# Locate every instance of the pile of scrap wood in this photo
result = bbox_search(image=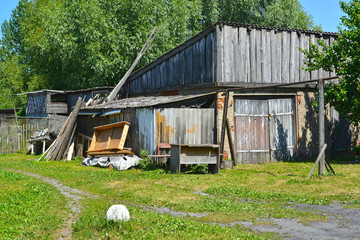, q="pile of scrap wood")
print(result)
[38,97,82,161]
